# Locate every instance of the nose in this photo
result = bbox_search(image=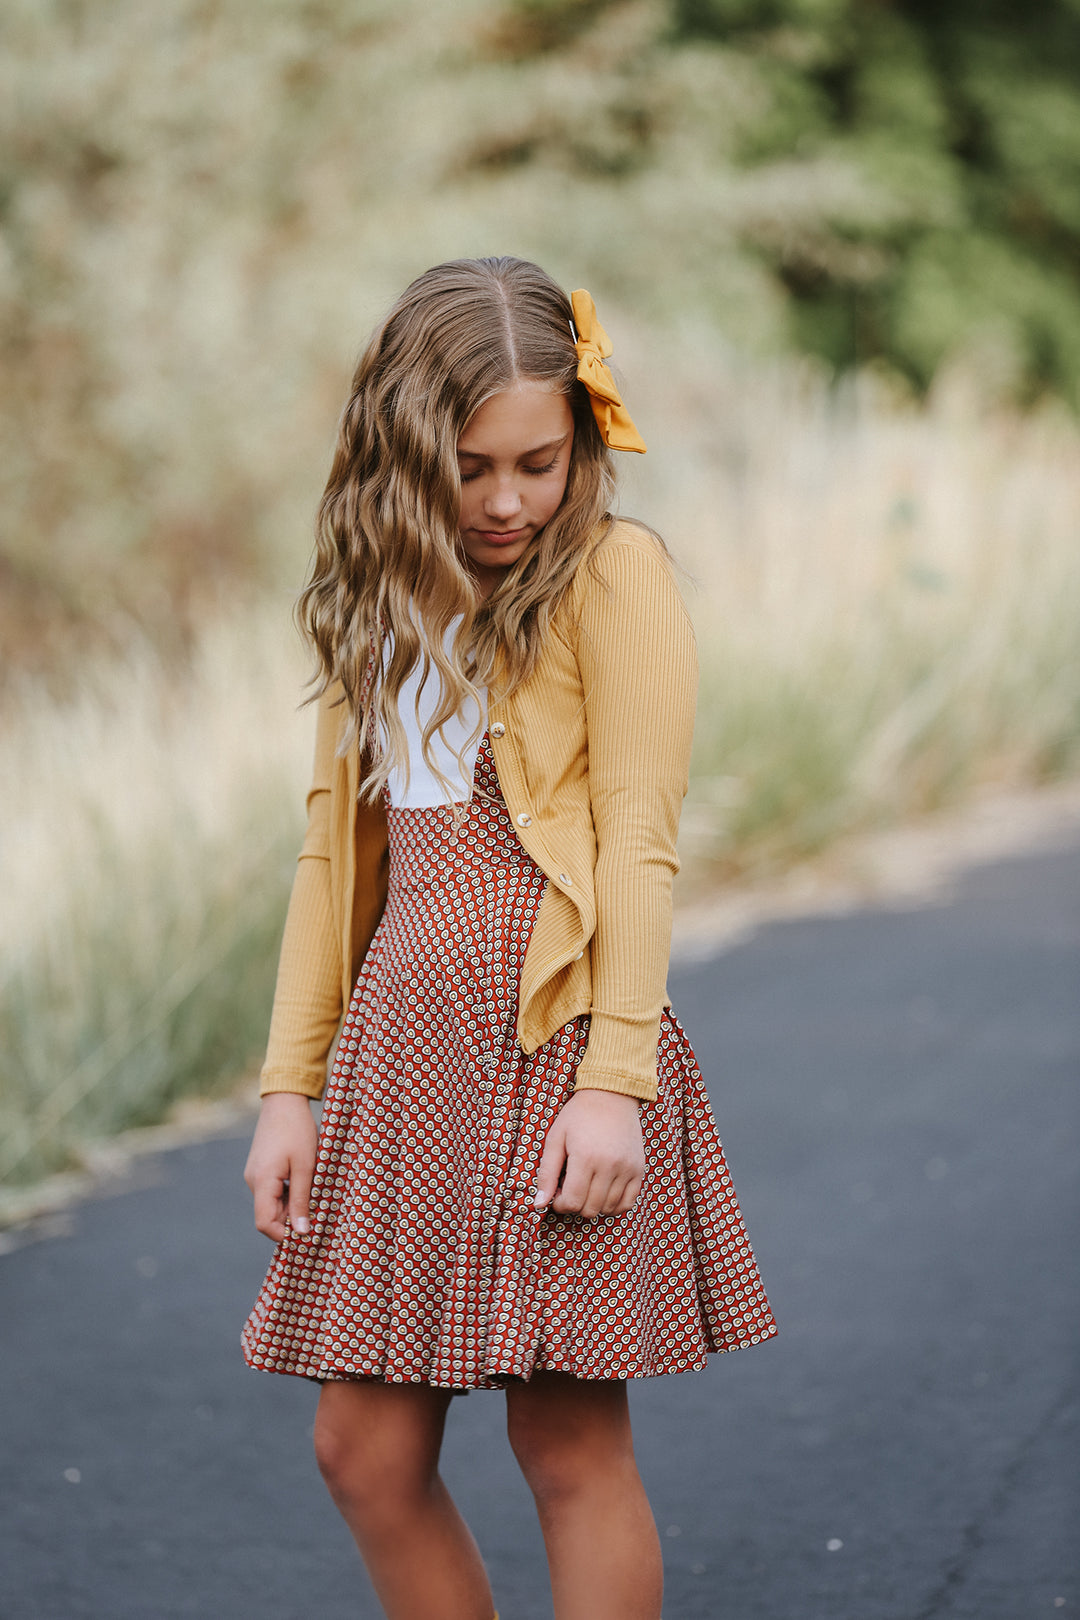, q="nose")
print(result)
[483,478,523,523]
